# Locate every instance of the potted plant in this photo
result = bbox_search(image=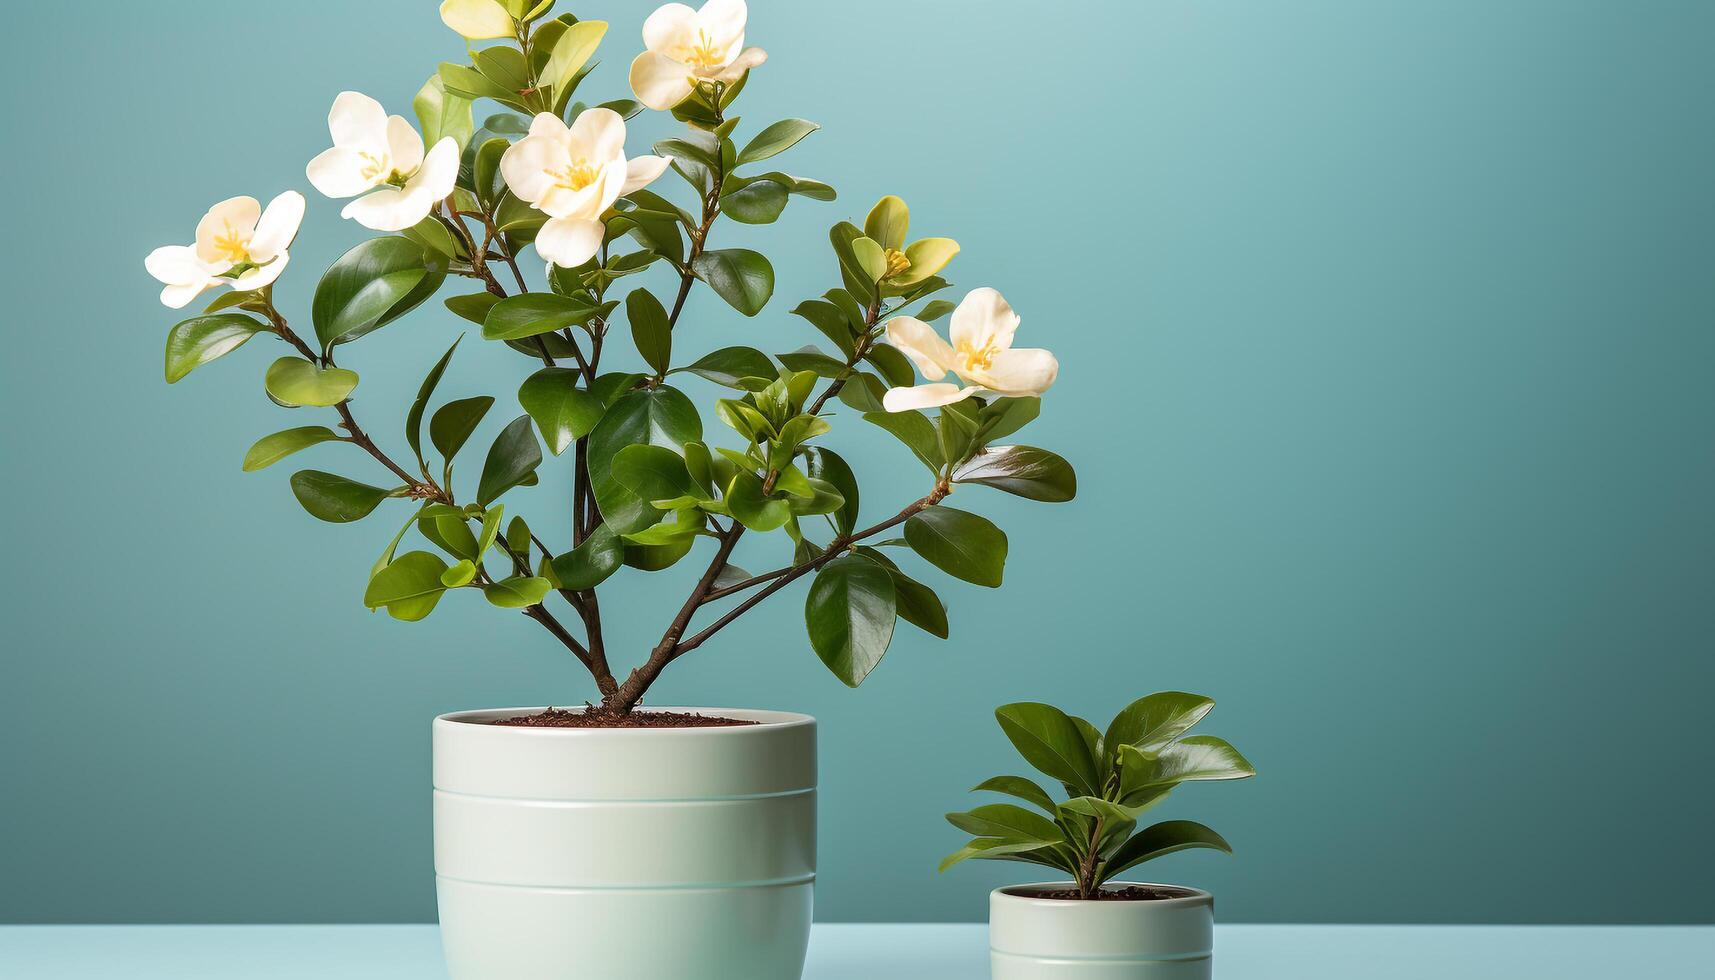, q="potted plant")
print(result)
[142,0,1075,976]
[942,694,1254,979]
